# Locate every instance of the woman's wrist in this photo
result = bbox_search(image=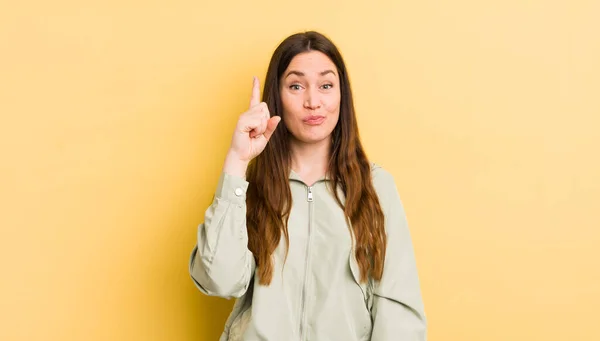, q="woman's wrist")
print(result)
[222,150,249,178]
